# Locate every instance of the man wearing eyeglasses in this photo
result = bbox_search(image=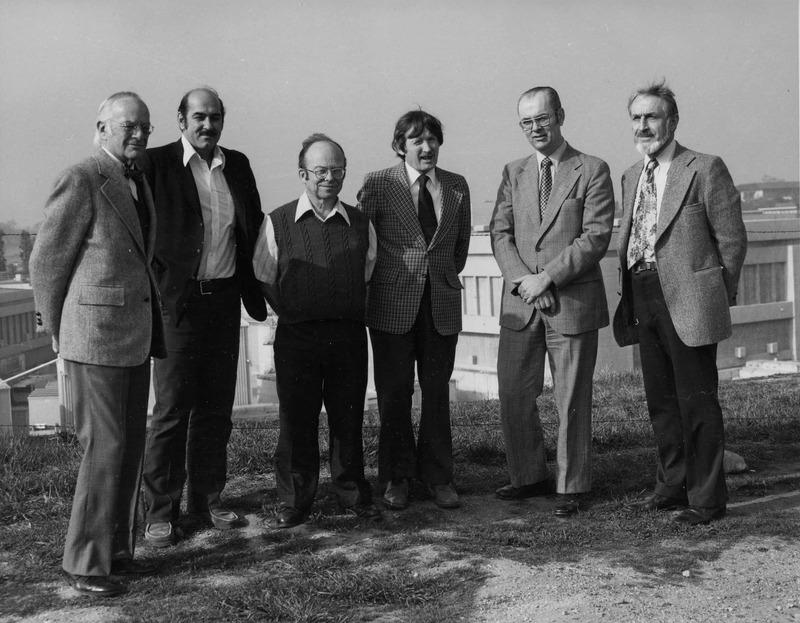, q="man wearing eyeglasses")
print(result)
[252,134,380,528]
[490,86,614,517]
[141,88,267,546]
[30,92,165,596]
[358,110,471,511]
